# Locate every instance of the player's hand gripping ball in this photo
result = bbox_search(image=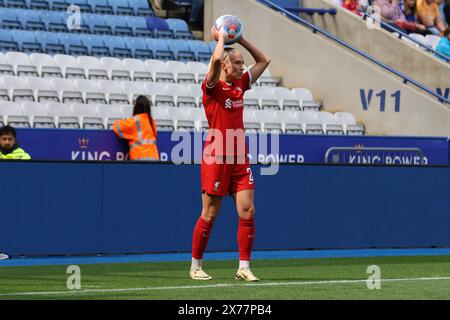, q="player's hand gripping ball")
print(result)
[214,15,243,45]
